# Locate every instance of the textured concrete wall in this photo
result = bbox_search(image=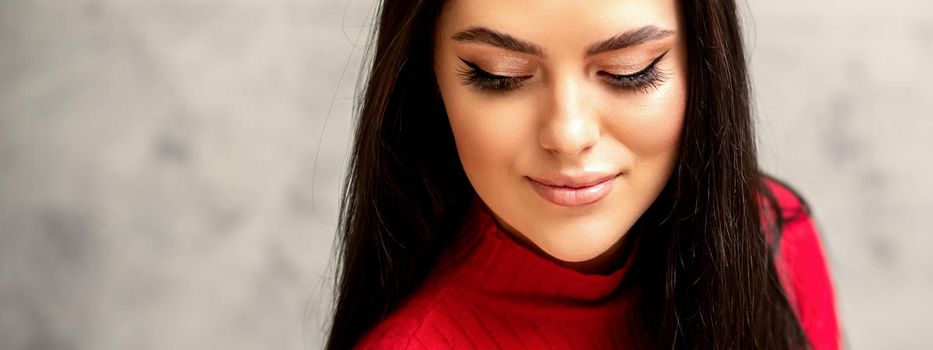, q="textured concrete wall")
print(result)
[748,2,933,348]
[0,0,929,349]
